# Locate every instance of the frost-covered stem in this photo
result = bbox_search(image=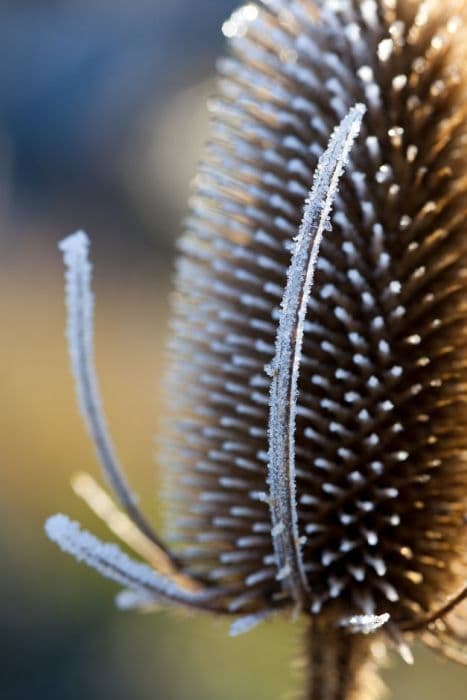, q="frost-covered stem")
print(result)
[59,232,173,558]
[304,617,381,700]
[267,104,366,608]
